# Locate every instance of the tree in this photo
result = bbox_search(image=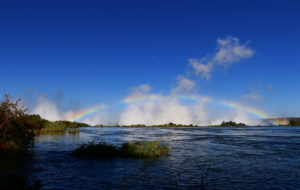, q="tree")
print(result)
[289,120,297,126]
[0,93,41,151]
